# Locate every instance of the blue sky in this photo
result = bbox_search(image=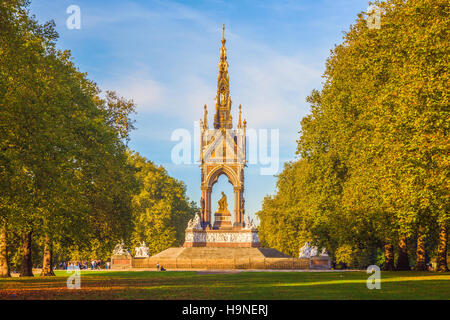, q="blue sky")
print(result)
[29,0,369,221]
